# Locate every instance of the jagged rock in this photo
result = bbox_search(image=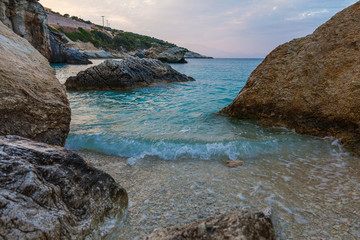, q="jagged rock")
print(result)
[49,30,92,64]
[0,0,51,58]
[146,209,275,240]
[80,50,114,59]
[0,135,128,240]
[221,2,360,155]
[65,57,195,91]
[0,21,70,146]
[184,51,213,59]
[145,44,187,63]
